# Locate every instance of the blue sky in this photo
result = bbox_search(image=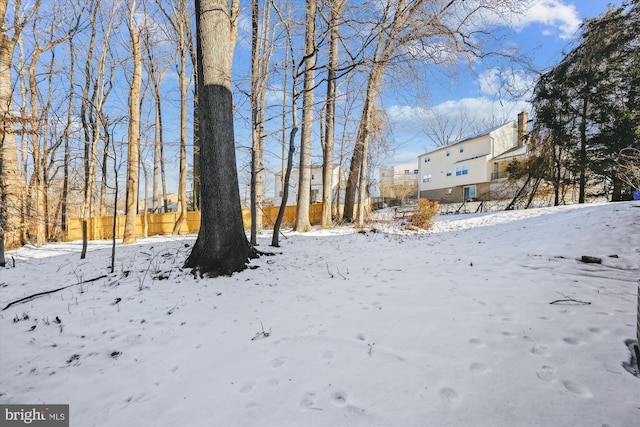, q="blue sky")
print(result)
[158,0,625,197]
[380,0,625,165]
